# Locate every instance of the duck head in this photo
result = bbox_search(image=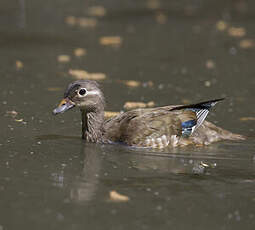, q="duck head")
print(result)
[53,80,105,115]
